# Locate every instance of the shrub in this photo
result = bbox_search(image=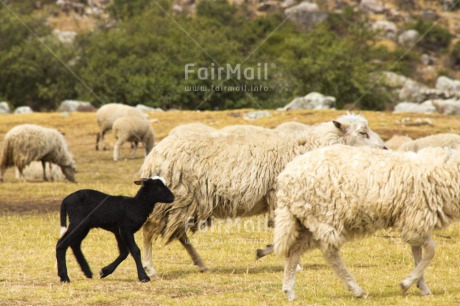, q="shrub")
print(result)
[411,20,452,52]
